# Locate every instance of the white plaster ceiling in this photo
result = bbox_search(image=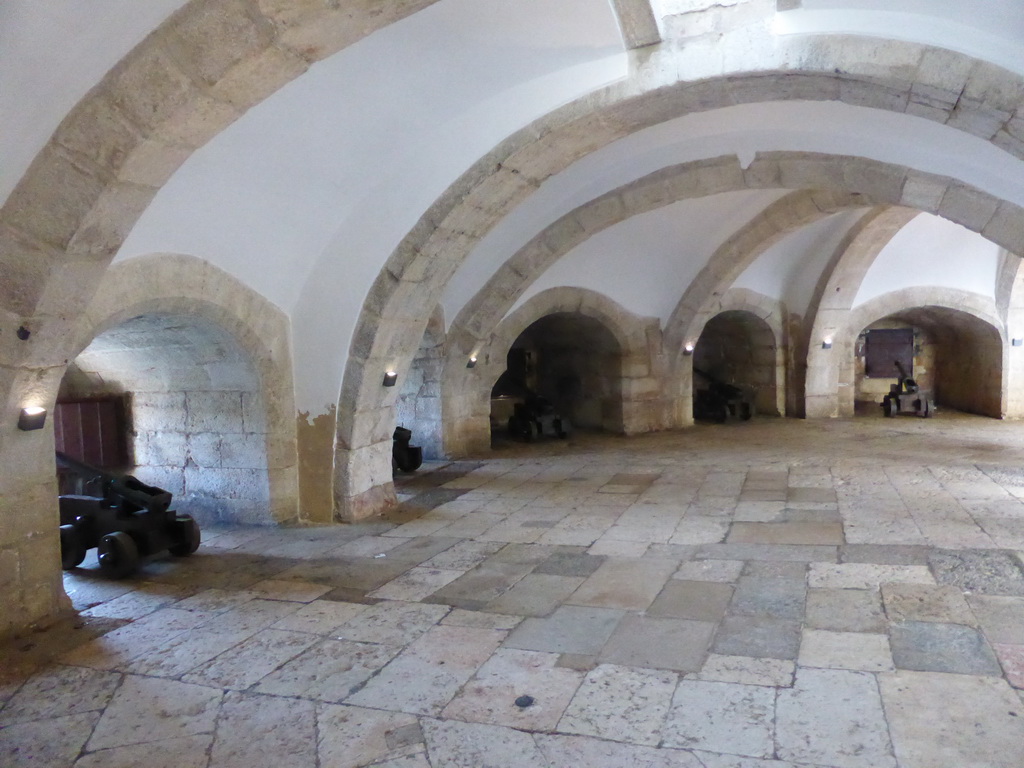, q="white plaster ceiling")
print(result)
[854,214,1003,309]
[0,0,188,205]
[508,190,790,324]
[733,208,872,318]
